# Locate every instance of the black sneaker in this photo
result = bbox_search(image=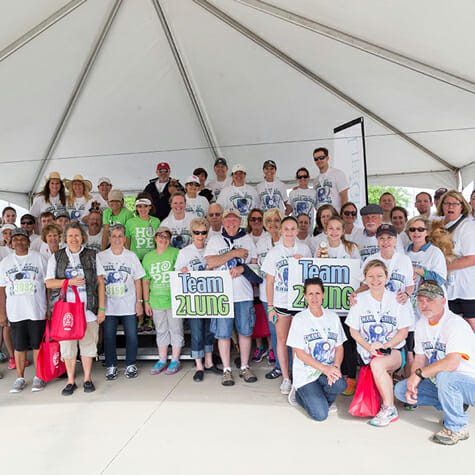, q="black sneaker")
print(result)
[83,381,96,393]
[61,383,77,396]
[193,370,204,382]
[265,367,282,380]
[204,365,221,375]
